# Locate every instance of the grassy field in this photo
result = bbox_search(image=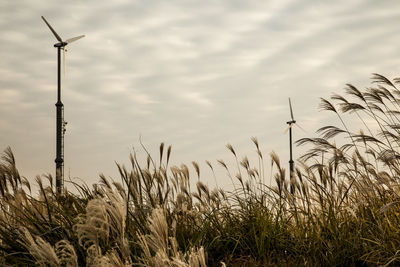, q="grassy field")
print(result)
[1,74,400,266]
